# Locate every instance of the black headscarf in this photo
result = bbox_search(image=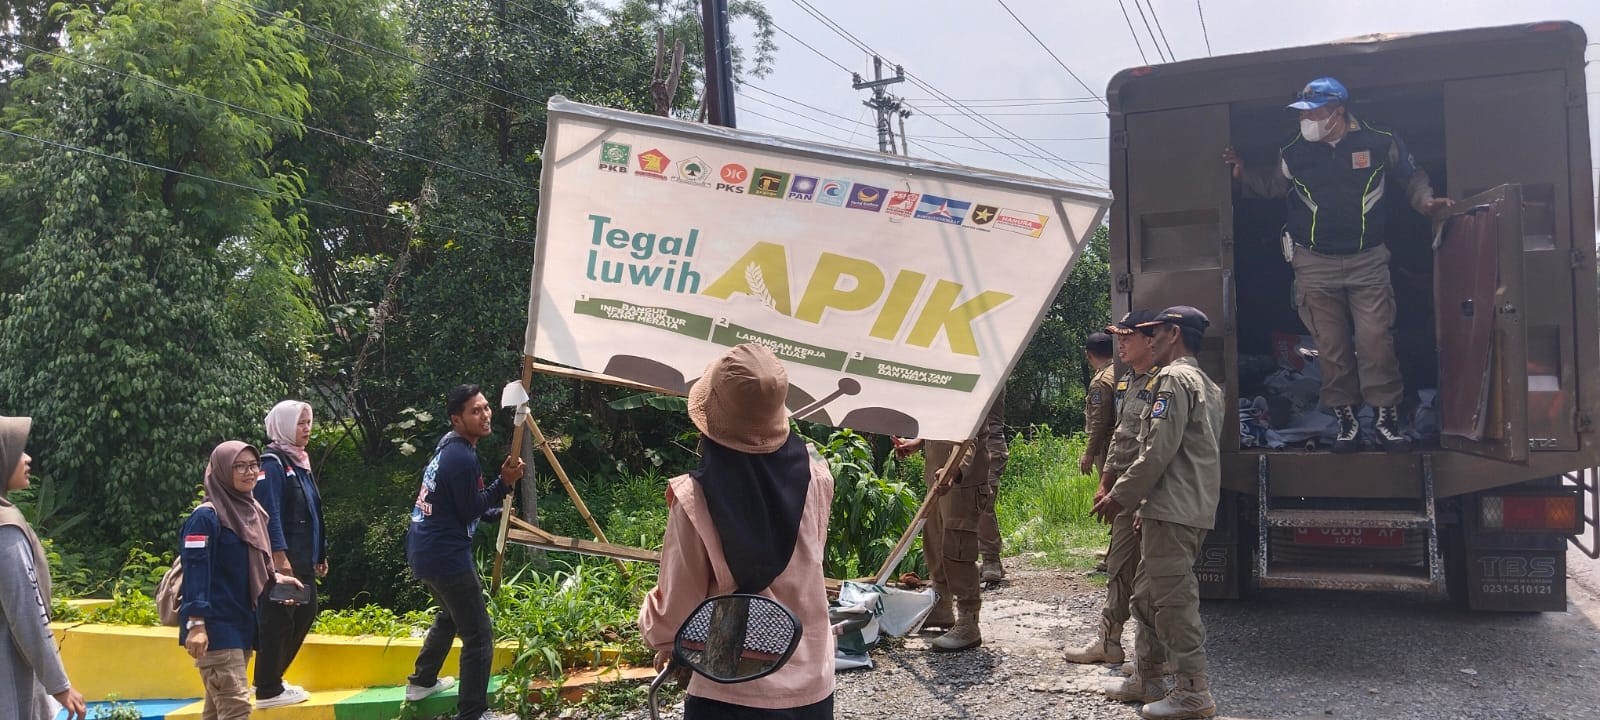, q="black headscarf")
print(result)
[689,432,812,594]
